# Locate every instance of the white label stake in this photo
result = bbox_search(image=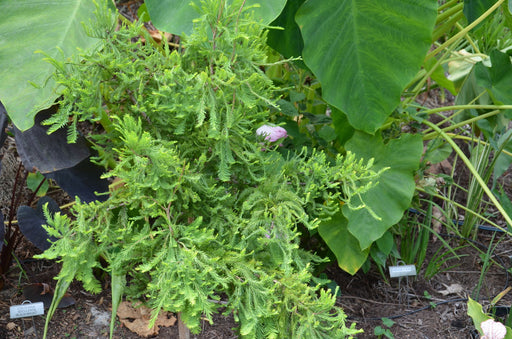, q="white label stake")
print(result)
[389,264,417,278]
[10,301,44,319]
